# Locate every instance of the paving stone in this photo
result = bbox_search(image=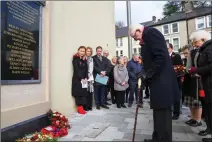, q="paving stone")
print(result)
[123,133,152,141]
[173,132,190,141]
